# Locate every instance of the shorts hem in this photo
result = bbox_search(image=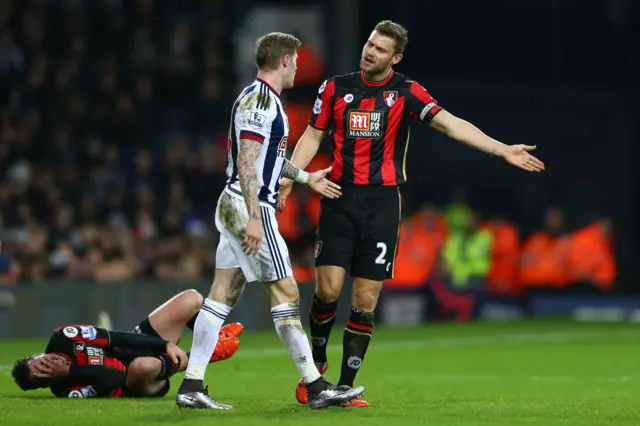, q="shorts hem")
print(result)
[350,270,391,282]
[314,261,349,270]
